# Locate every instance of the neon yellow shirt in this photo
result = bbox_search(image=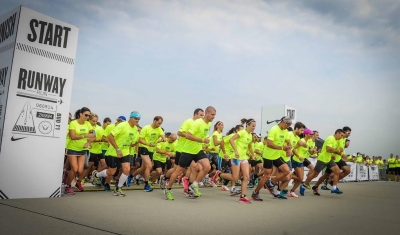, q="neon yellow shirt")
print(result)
[333,138,345,162]
[105,122,139,157]
[388,158,396,168]
[223,134,235,159]
[90,125,104,154]
[153,141,177,163]
[129,132,140,155]
[306,139,315,158]
[395,159,400,168]
[67,120,93,151]
[318,135,337,163]
[234,130,253,160]
[263,125,289,160]
[293,138,309,163]
[175,118,193,152]
[182,118,211,154]
[254,142,264,161]
[366,159,372,164]
[347,156,353,161]
[139,125,164,152]
[286,132,300,162]
[356,156,363,163]
[102,124,116,151]
[209,131,222,153]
